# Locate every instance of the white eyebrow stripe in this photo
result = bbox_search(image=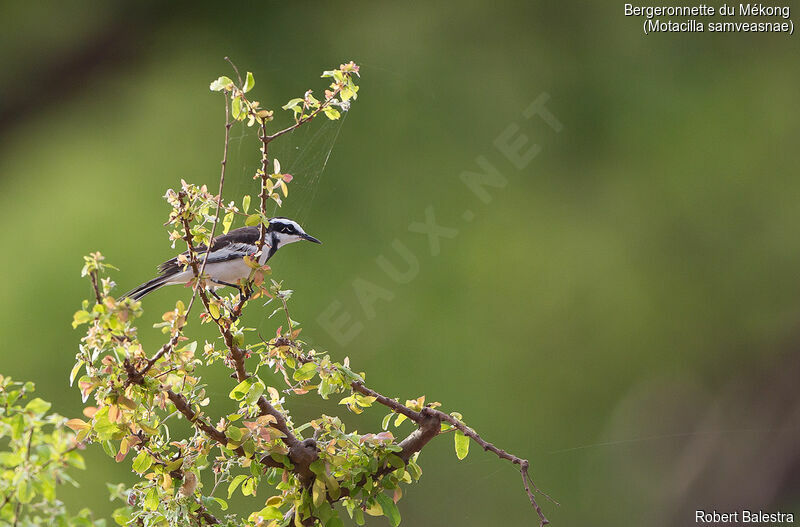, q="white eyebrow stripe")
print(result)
[271,218,302,230]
